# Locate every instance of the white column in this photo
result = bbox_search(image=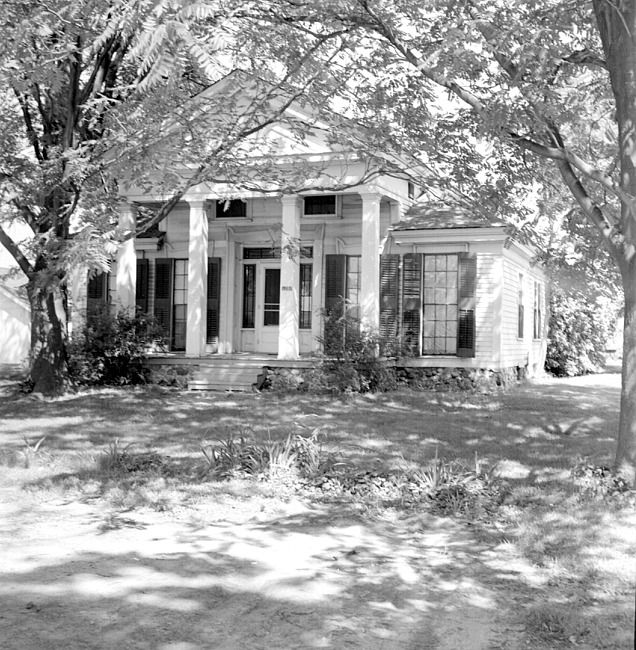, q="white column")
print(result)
[116,203,137,313]
[360,192,381,333]
[278,195,301,359]
[186,200,208,357]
